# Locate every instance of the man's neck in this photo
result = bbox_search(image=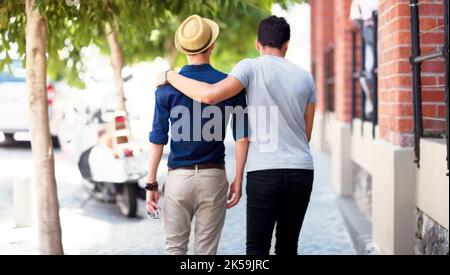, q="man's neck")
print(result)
[187,55,210,65]
[260,47,285,58]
